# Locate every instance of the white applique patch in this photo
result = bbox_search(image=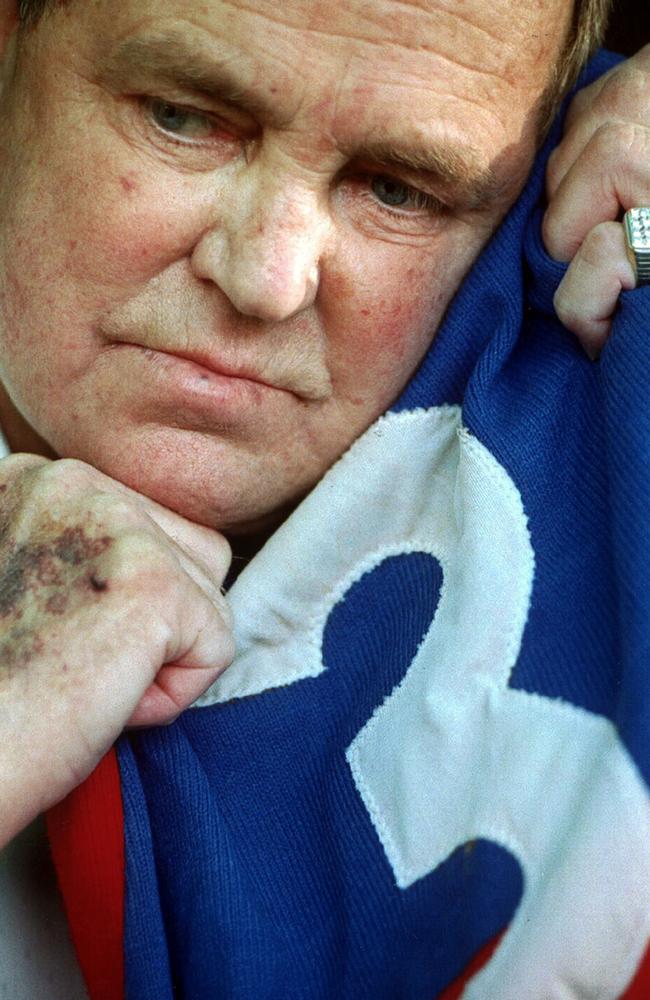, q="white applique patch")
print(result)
[193,405,650,999]
[193,405,463,706]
